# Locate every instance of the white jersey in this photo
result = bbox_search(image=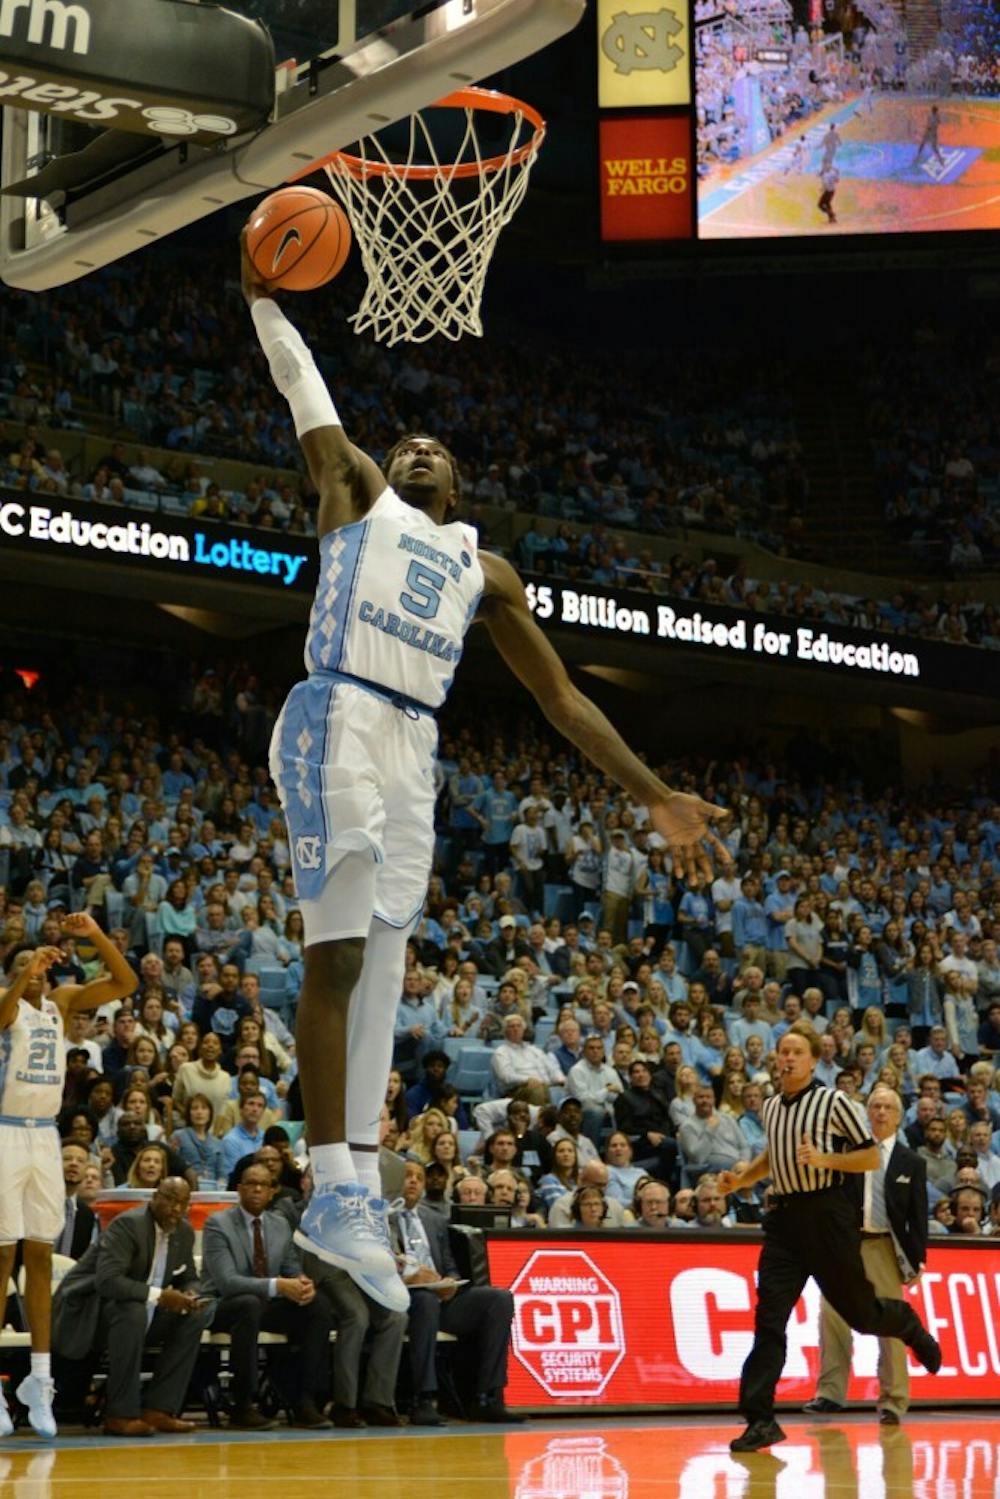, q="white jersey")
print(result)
[304,487,485,709]
[0,997,65,1119]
